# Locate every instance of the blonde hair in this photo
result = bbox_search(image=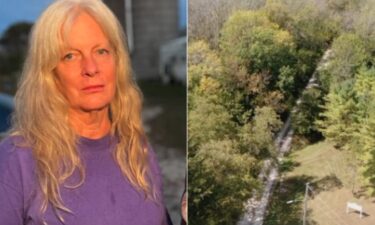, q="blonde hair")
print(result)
[11,0,156,221]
